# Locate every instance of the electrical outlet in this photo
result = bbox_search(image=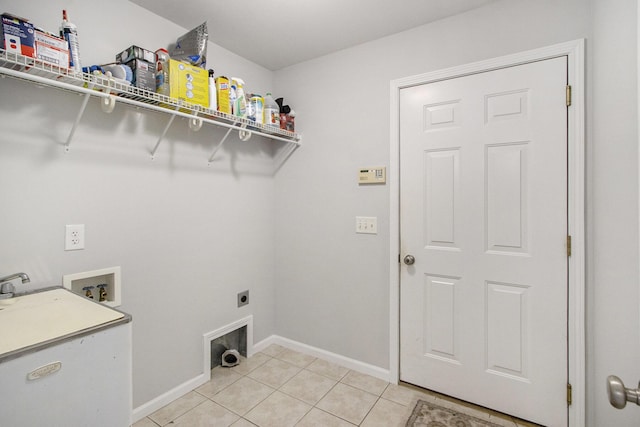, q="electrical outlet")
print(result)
[65,224,85,251]
[237,290,249,307]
